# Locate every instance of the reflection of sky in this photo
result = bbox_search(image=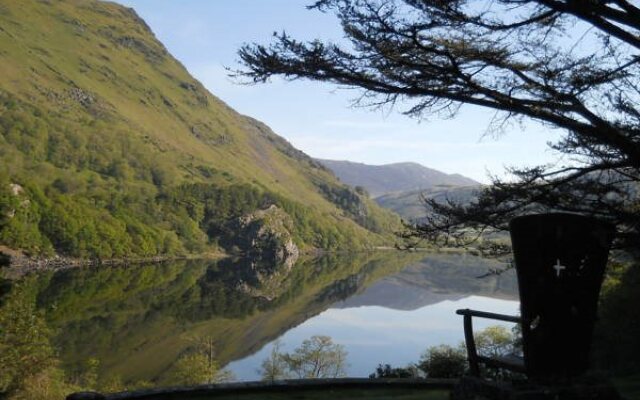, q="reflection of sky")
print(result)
[227,295,519,380]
